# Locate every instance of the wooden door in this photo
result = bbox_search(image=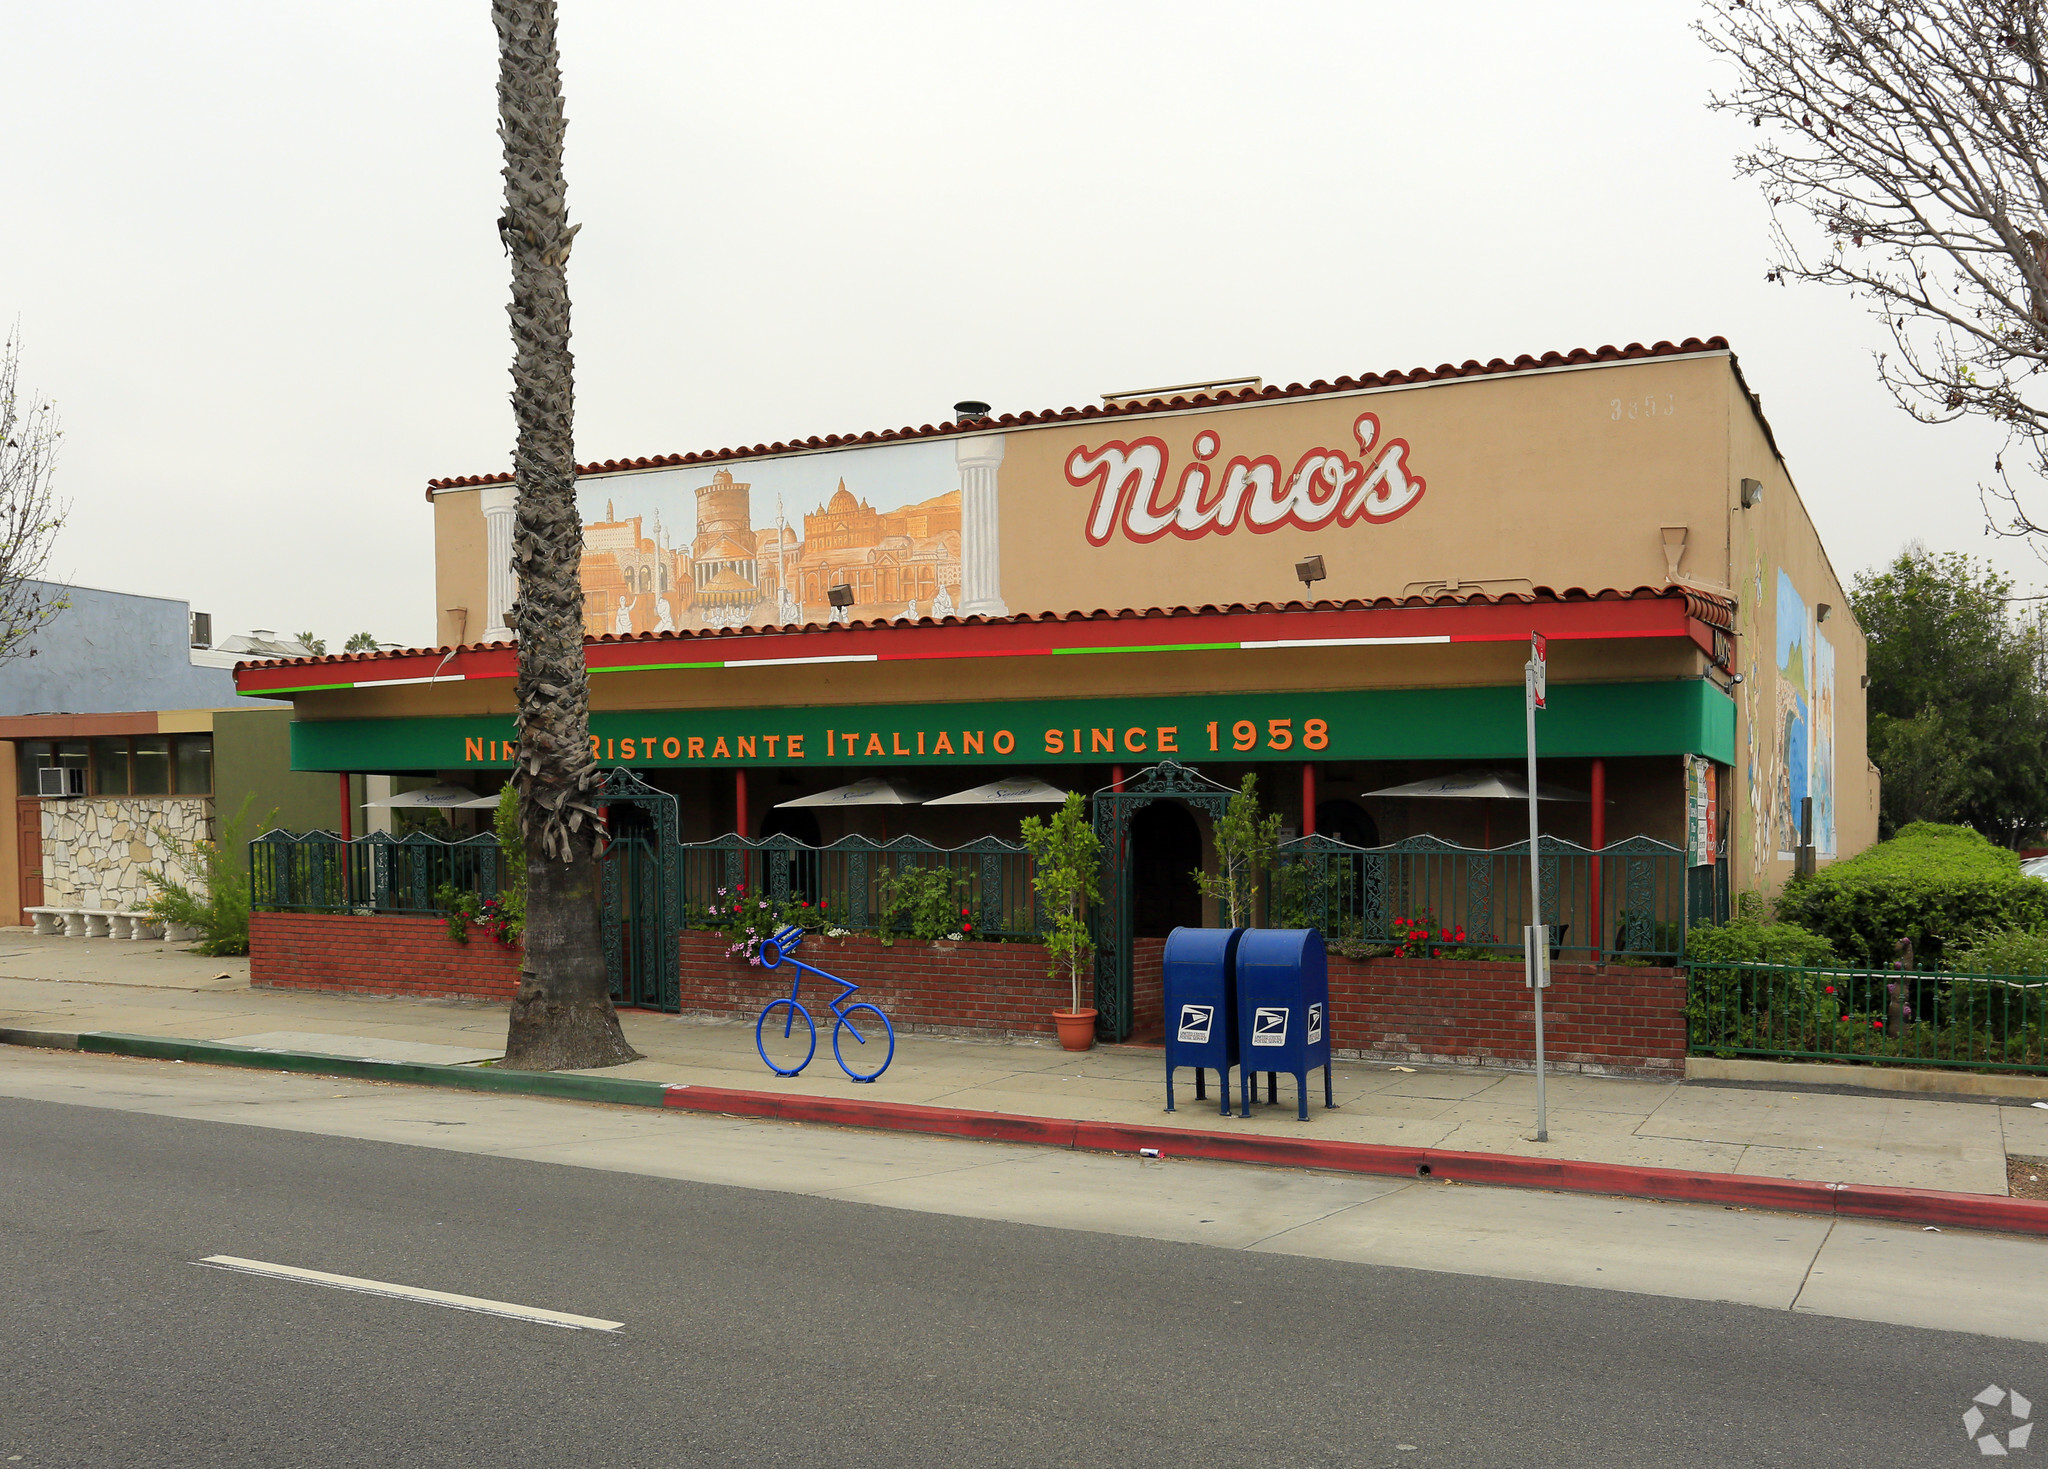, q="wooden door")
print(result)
[16,797,41,914]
